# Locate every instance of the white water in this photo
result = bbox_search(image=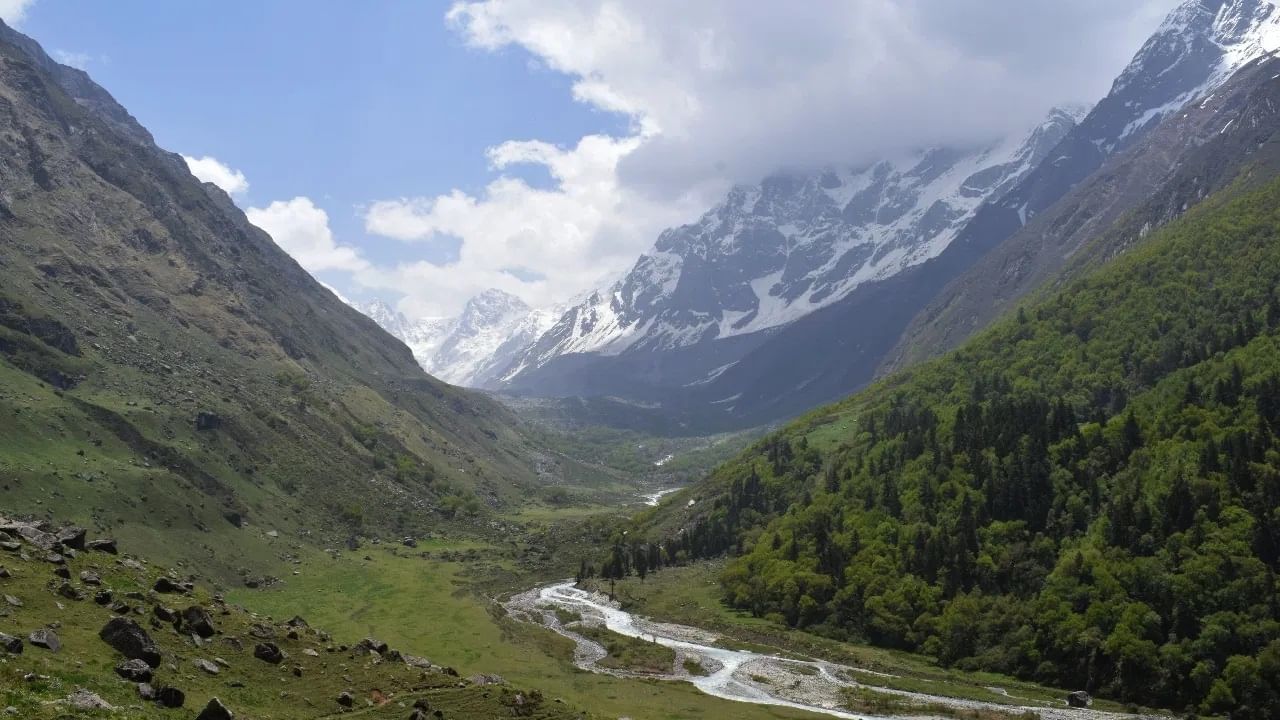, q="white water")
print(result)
[510,581,1162,720]
[640,488,681,506]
